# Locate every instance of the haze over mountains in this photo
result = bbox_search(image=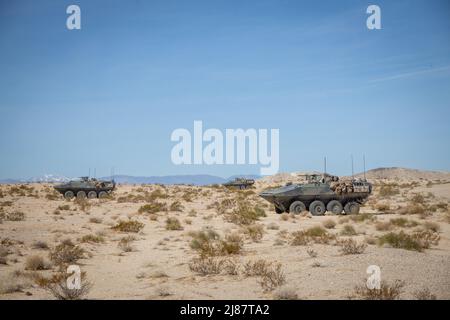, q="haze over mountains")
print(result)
[0,168,449,185]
